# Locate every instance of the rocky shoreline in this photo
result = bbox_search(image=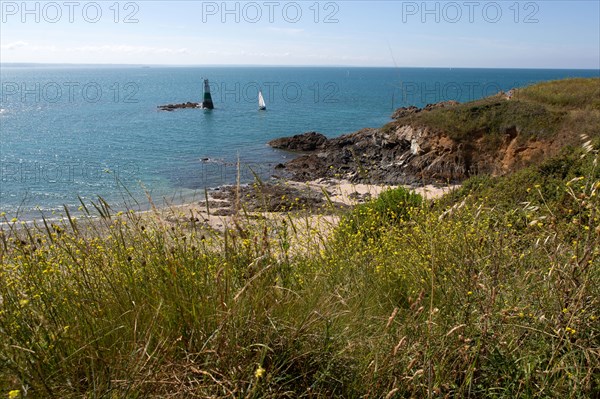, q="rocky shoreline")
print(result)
[155,96,544,229]
[196,181,341,216]
[268,102,465,185]
[161,101,469,229]
[268,97,554,186]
